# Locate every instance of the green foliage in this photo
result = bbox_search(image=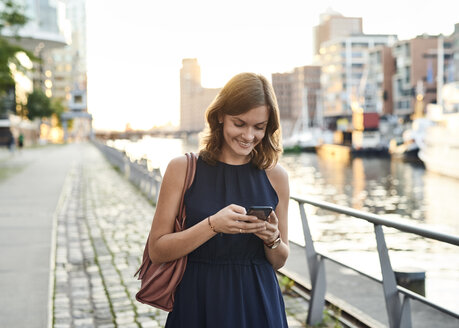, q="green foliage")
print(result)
[51,97,66,126]
[26,90,67,121]
[279,275,295,294]
[0,0,30,90]
[26,90,53,120]
[0,0,28,31]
